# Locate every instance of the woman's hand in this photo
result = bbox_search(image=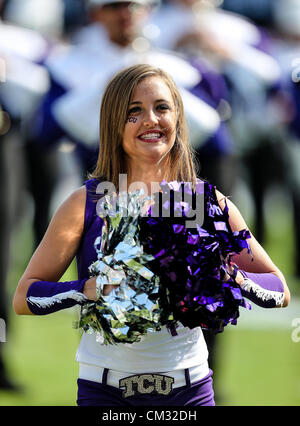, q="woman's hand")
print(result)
[235,270,245,286]
[224,263,245,286]
[83,277,97,301]
[83,277,119,300]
